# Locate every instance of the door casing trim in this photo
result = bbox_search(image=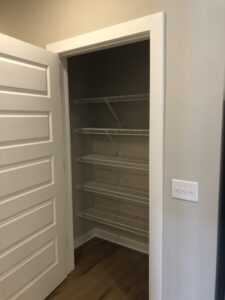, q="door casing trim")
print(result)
[47,12,165,300]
